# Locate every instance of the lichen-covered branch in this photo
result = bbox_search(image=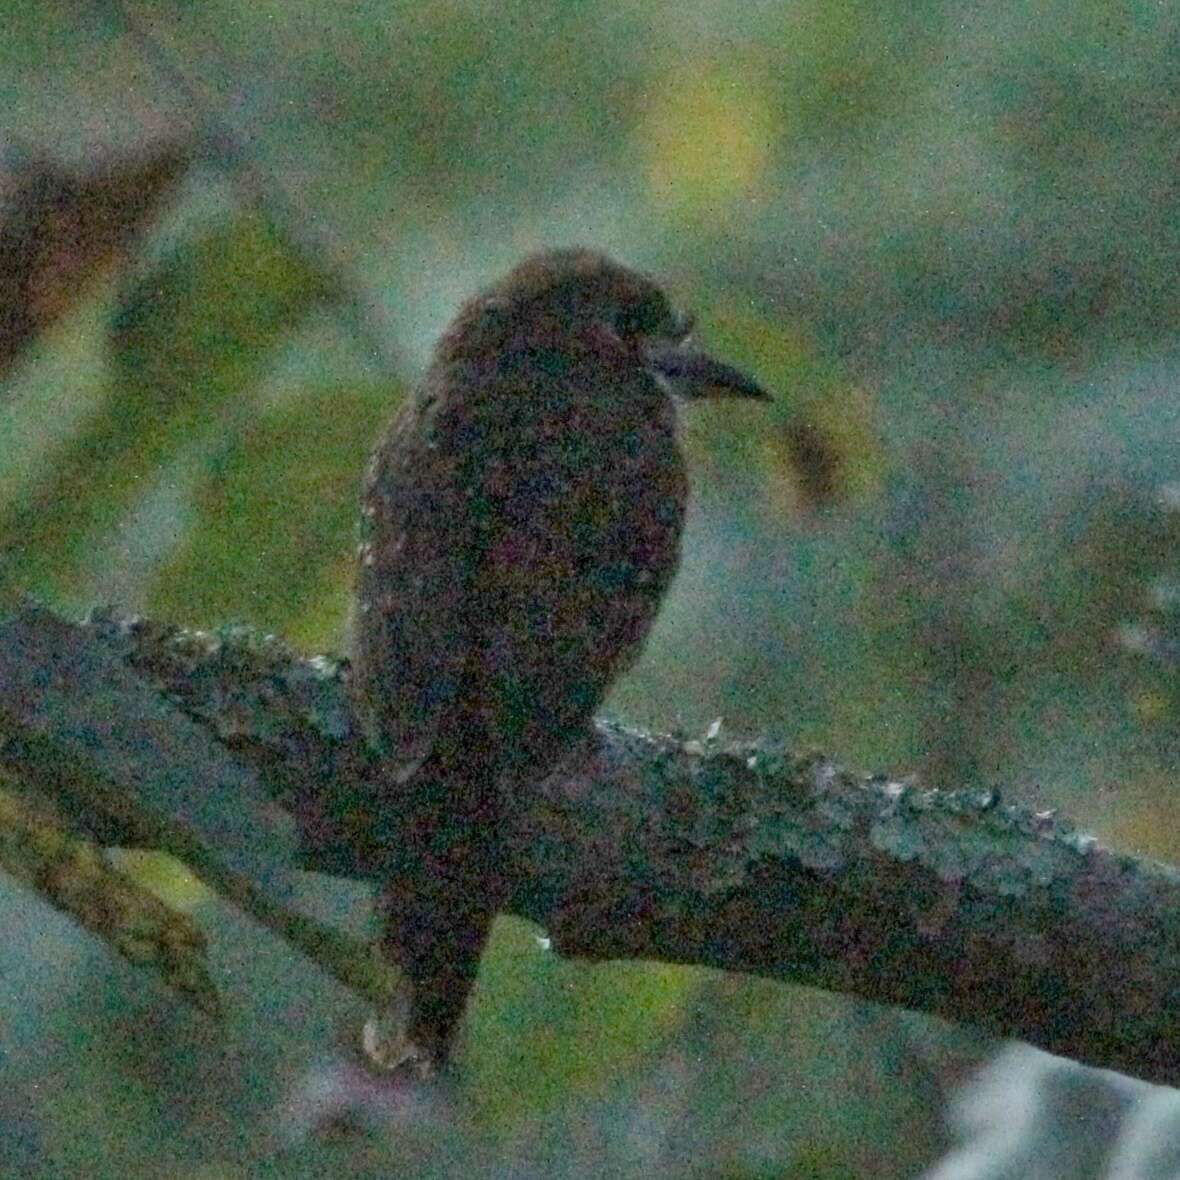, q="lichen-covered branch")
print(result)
[4,606,1180,1088]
